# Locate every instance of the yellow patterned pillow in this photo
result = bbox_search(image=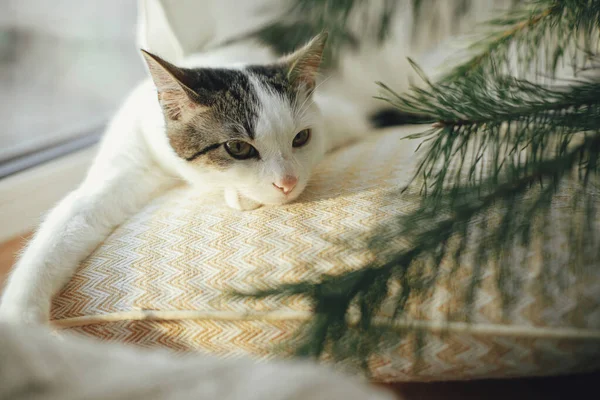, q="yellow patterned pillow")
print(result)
[51,127,600,382]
